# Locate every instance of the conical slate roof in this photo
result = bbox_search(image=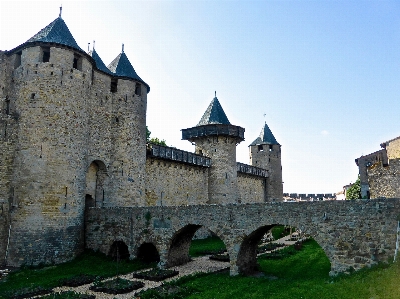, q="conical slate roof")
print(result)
[25,17,83,52]
[250,123,279,146]
[89,49,113,75]
[107,50,150,91]
[197,96,230,126]
[108,52,142,80]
